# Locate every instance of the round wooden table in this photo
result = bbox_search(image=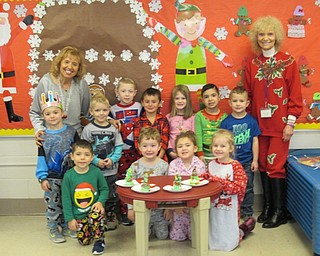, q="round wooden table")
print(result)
[117,175,223,256]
